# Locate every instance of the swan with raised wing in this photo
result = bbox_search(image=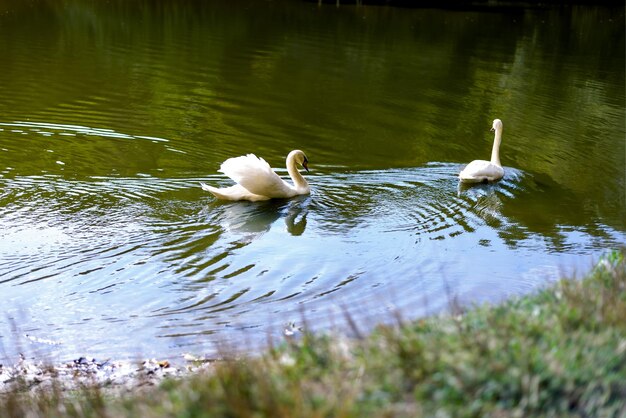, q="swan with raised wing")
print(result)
[459,119,505,183]
[201,150,310,201]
